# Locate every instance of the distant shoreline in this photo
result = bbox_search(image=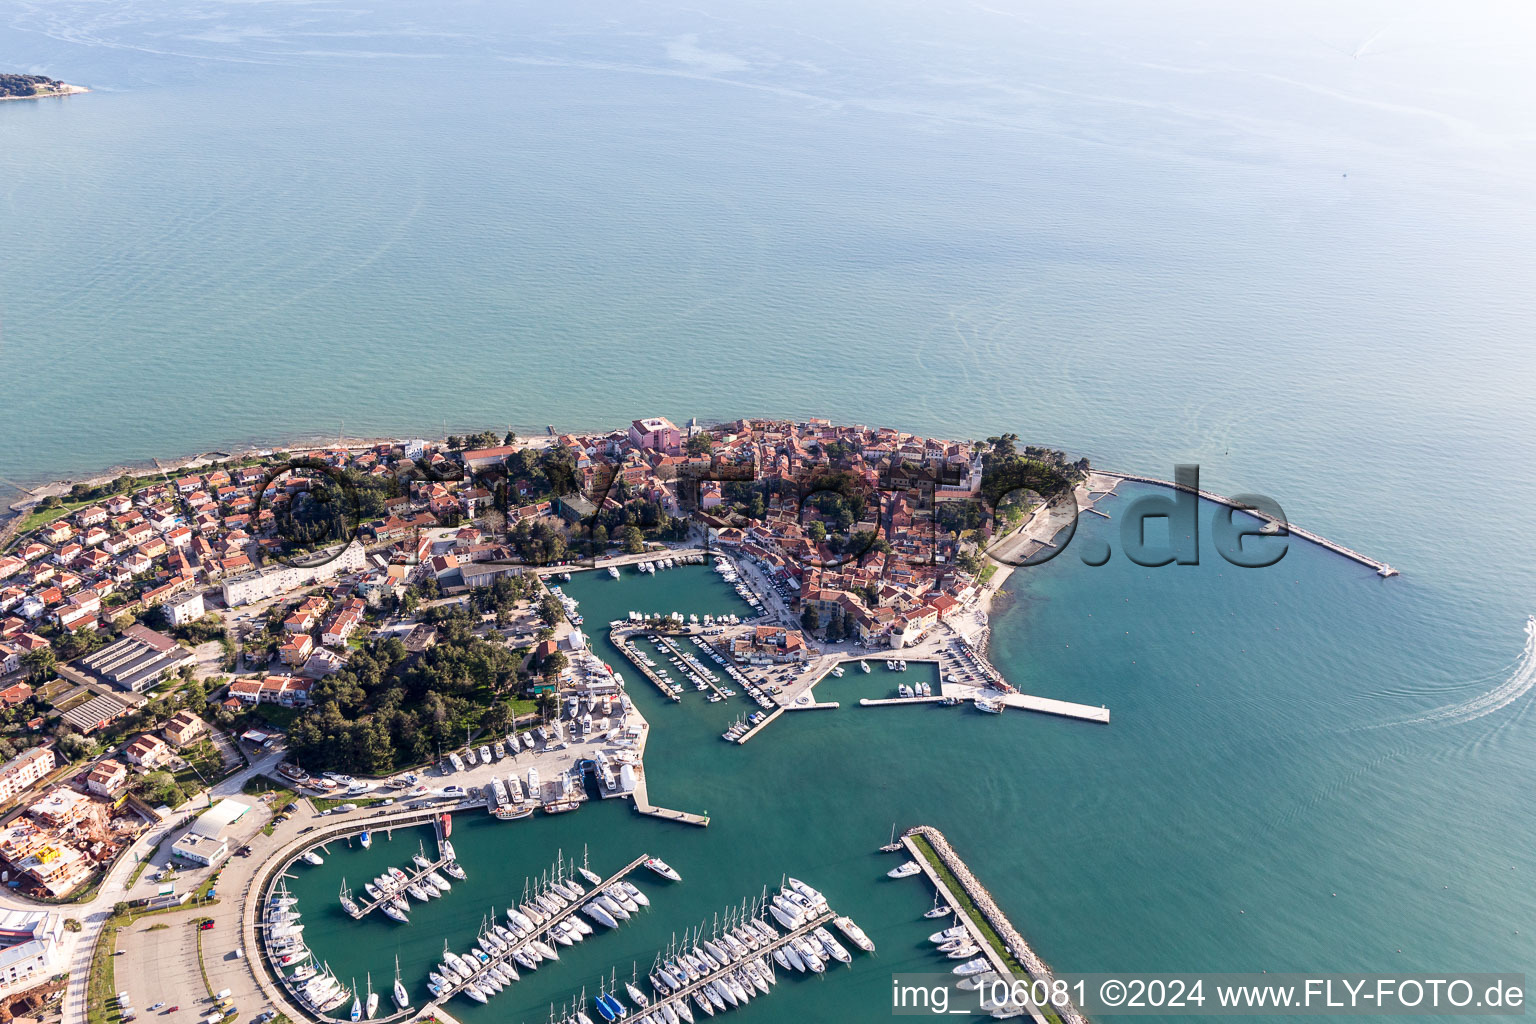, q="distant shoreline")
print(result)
[0,82,88,101]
